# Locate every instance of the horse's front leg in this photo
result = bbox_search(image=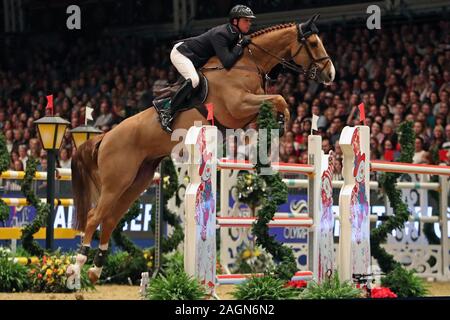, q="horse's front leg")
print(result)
[241,93,290,123]
[239,93,290,134]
